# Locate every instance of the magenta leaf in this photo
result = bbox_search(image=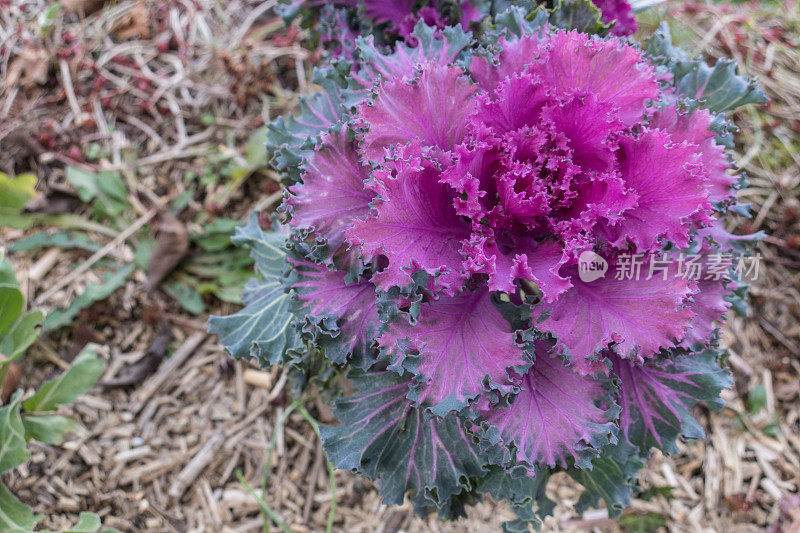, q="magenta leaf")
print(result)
[650,104,735,204]
[359,64,476,158]
[591,0,637,36]
[482,340,618,470]
[379,288,530,414]
[538,264,695,364]
[525,30,659,126]
[611,349,732,454]
[346,141,471,293]
[290,261,380,368]
[599,129,712,250]
[464,233,572,302]
[286,130,374,253]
